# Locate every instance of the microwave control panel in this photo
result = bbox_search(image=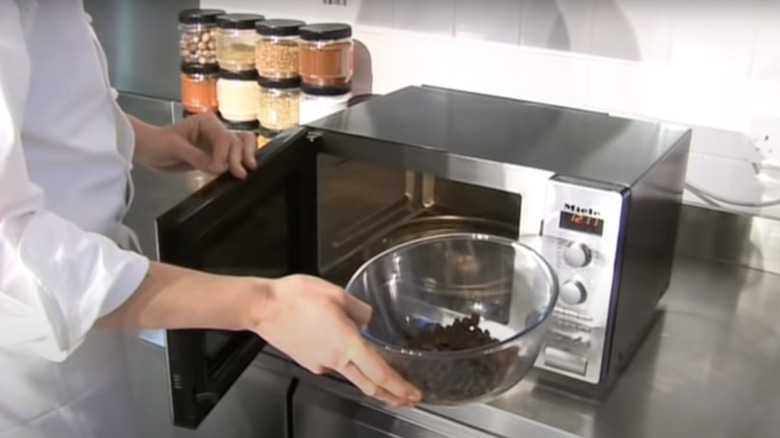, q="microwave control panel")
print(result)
[533,177,626,384]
